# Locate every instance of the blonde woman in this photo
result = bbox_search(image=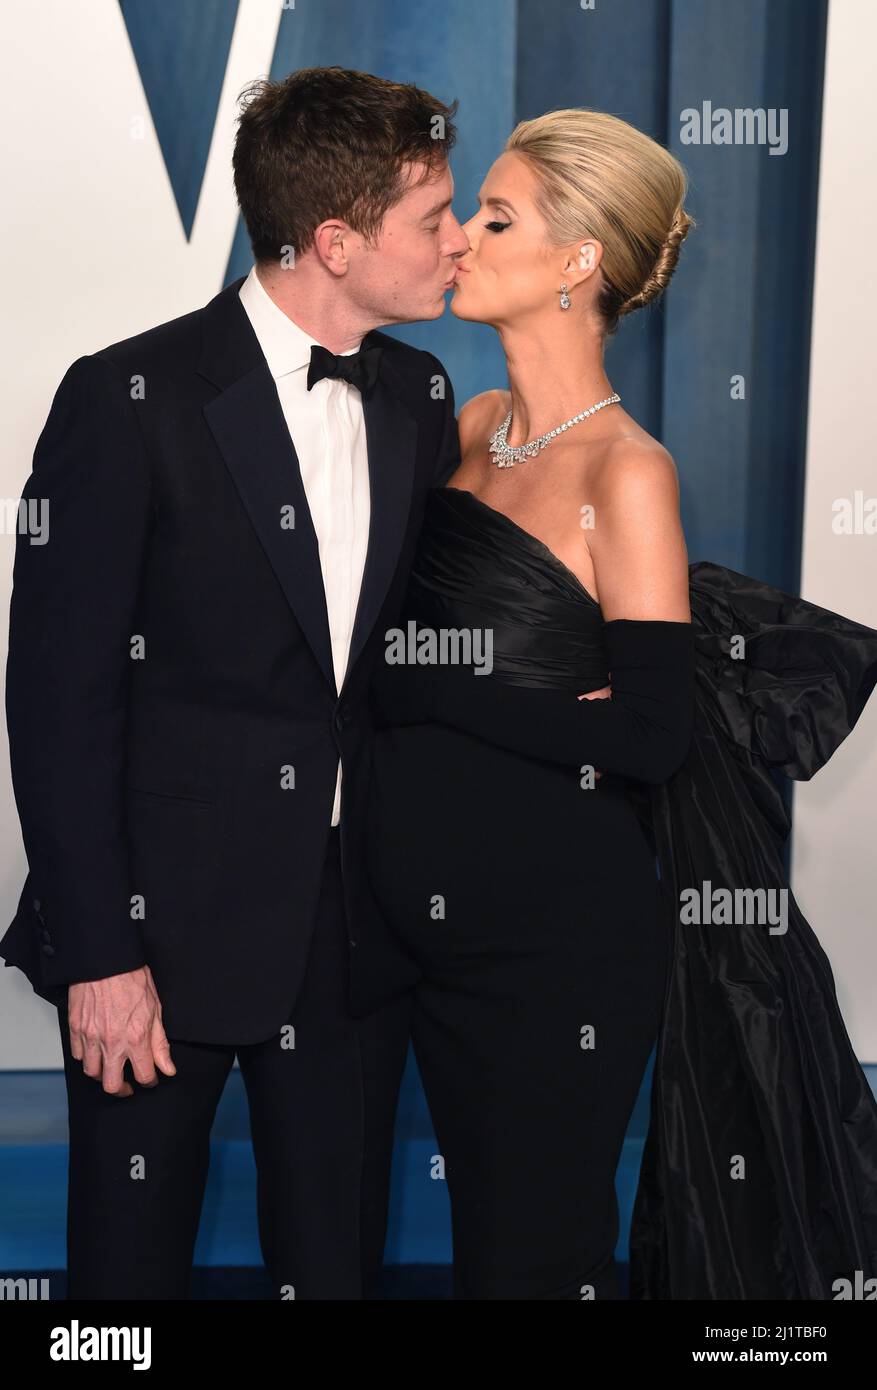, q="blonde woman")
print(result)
[367,109,877,1299]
